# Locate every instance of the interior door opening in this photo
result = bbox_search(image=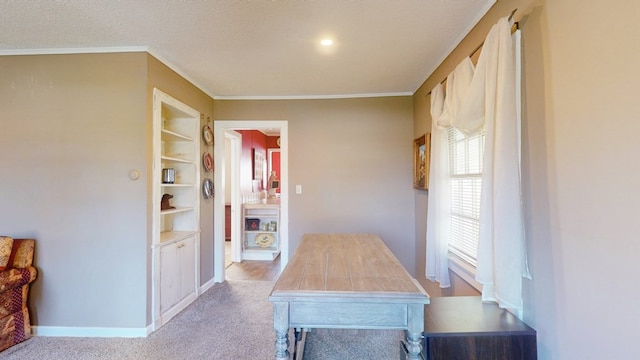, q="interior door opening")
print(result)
[213,120,289,283]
